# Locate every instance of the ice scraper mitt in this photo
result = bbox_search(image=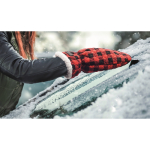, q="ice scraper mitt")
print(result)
[77,48,132,73]
[55,51,81,79]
